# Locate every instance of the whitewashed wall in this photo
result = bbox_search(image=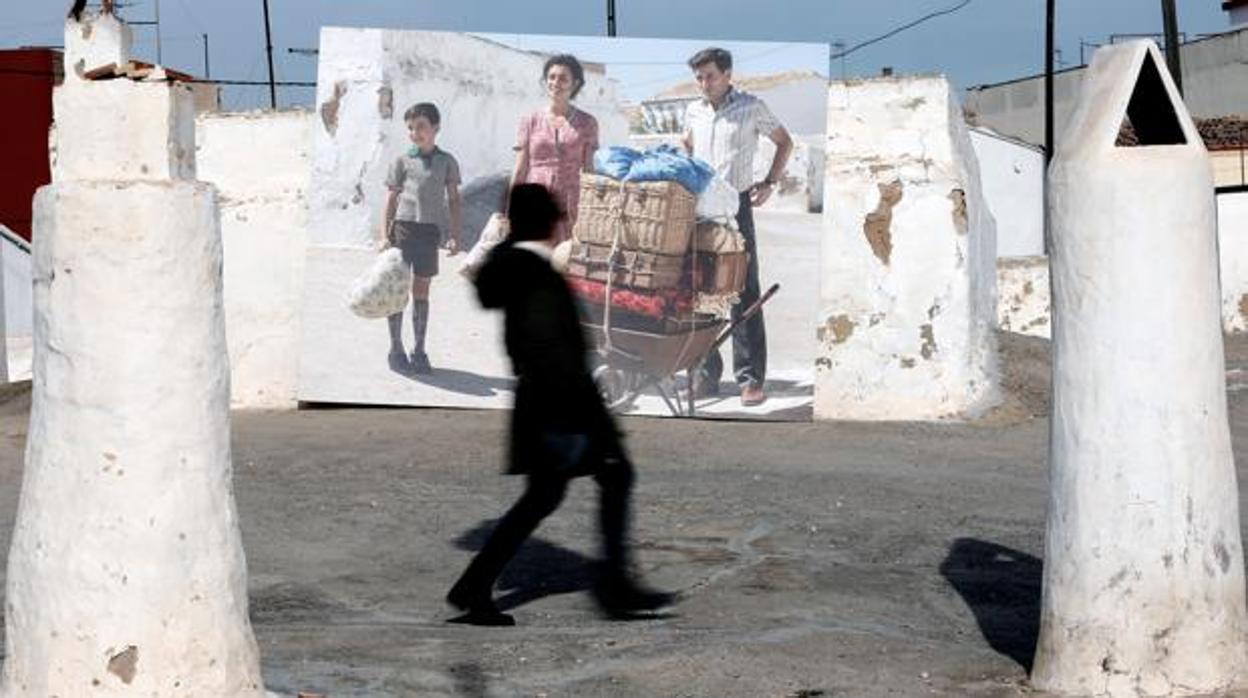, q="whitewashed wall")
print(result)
[817,76,999,420]
[1220,190,1248,333]
[197,109,312,409]
[996,190,1248,338]
[311,28,629,248]
[970,128,1045,257]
